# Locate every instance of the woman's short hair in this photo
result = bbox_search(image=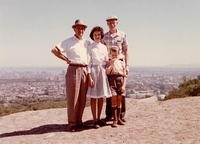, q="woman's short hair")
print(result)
[89,26,104,40]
